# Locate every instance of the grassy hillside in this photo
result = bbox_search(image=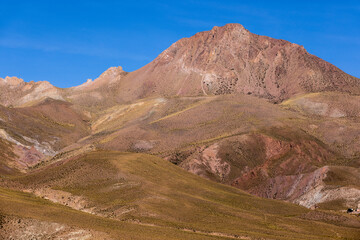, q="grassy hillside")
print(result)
[72,94,359,210]
[1,93,359,212]
[1,151,359,239]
